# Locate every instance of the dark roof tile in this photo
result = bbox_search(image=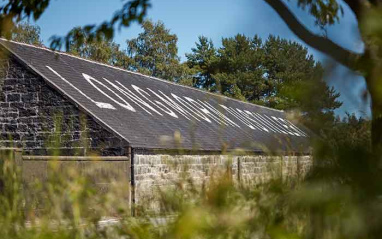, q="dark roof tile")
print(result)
[0,39,310,153]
